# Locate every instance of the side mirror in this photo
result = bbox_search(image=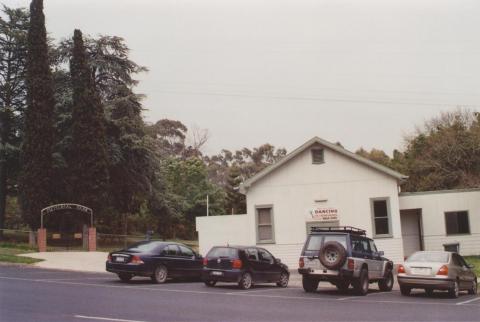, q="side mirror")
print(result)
[378,251,385,256]
[275,258,281,264]
[467,264,475,269]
